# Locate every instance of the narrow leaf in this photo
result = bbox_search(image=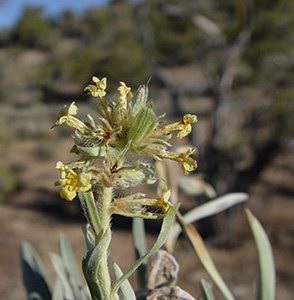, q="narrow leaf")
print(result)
[132,217,147,288]
[50,253,75,300]
[199,279,216,300]
[59,234,85,300]
[245,209,275,300]
[176,213,236,300]
[82,228,112,300]
[130,85,148,119]
[52,277,66,300]
[173,193,248,242]
[20,241,51,300]
[82,224,95,250]
[82,287,92,300]
[83,227,111,281]
[112,262,136,300]
[78,191,101,237]
[111,204,180,298]
[178,176,216,198]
